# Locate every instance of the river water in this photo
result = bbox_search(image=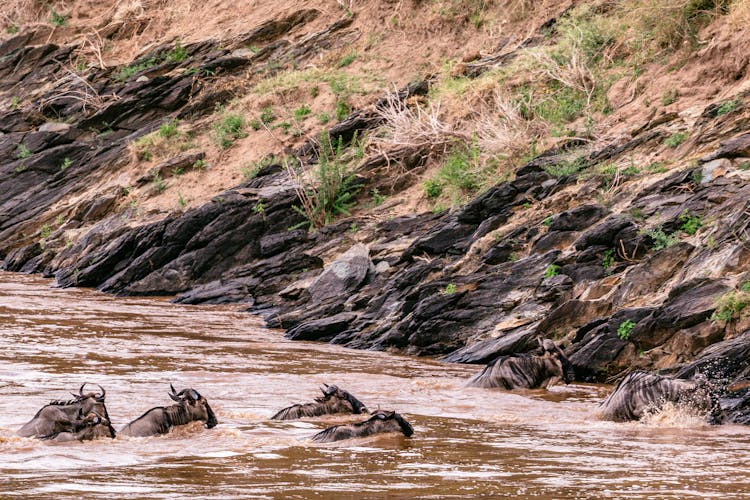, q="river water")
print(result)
[0,271,749,498]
